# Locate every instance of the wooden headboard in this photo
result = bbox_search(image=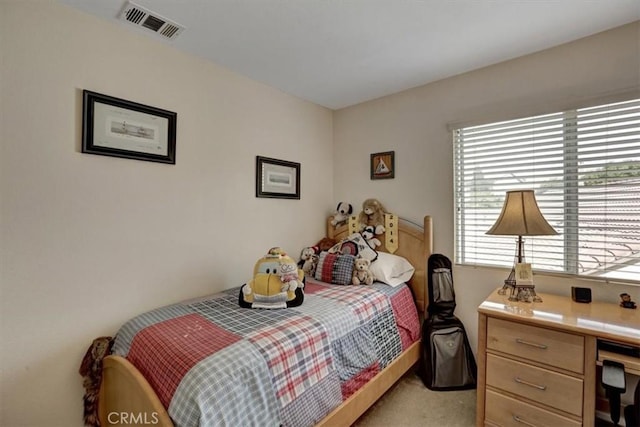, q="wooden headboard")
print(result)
[326,215,433,315]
